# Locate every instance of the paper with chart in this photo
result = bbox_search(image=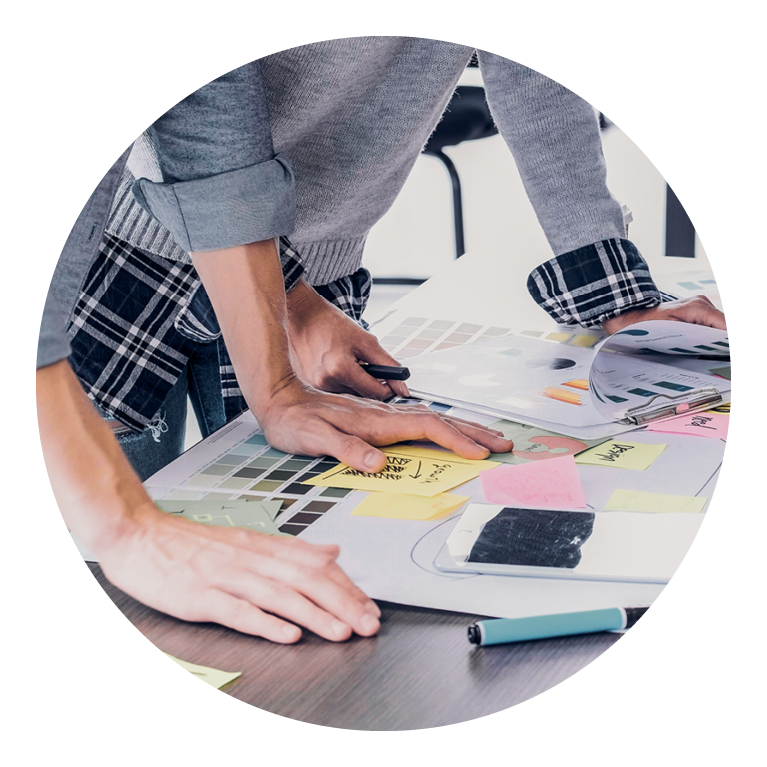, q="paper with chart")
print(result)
[405,321,730,439]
